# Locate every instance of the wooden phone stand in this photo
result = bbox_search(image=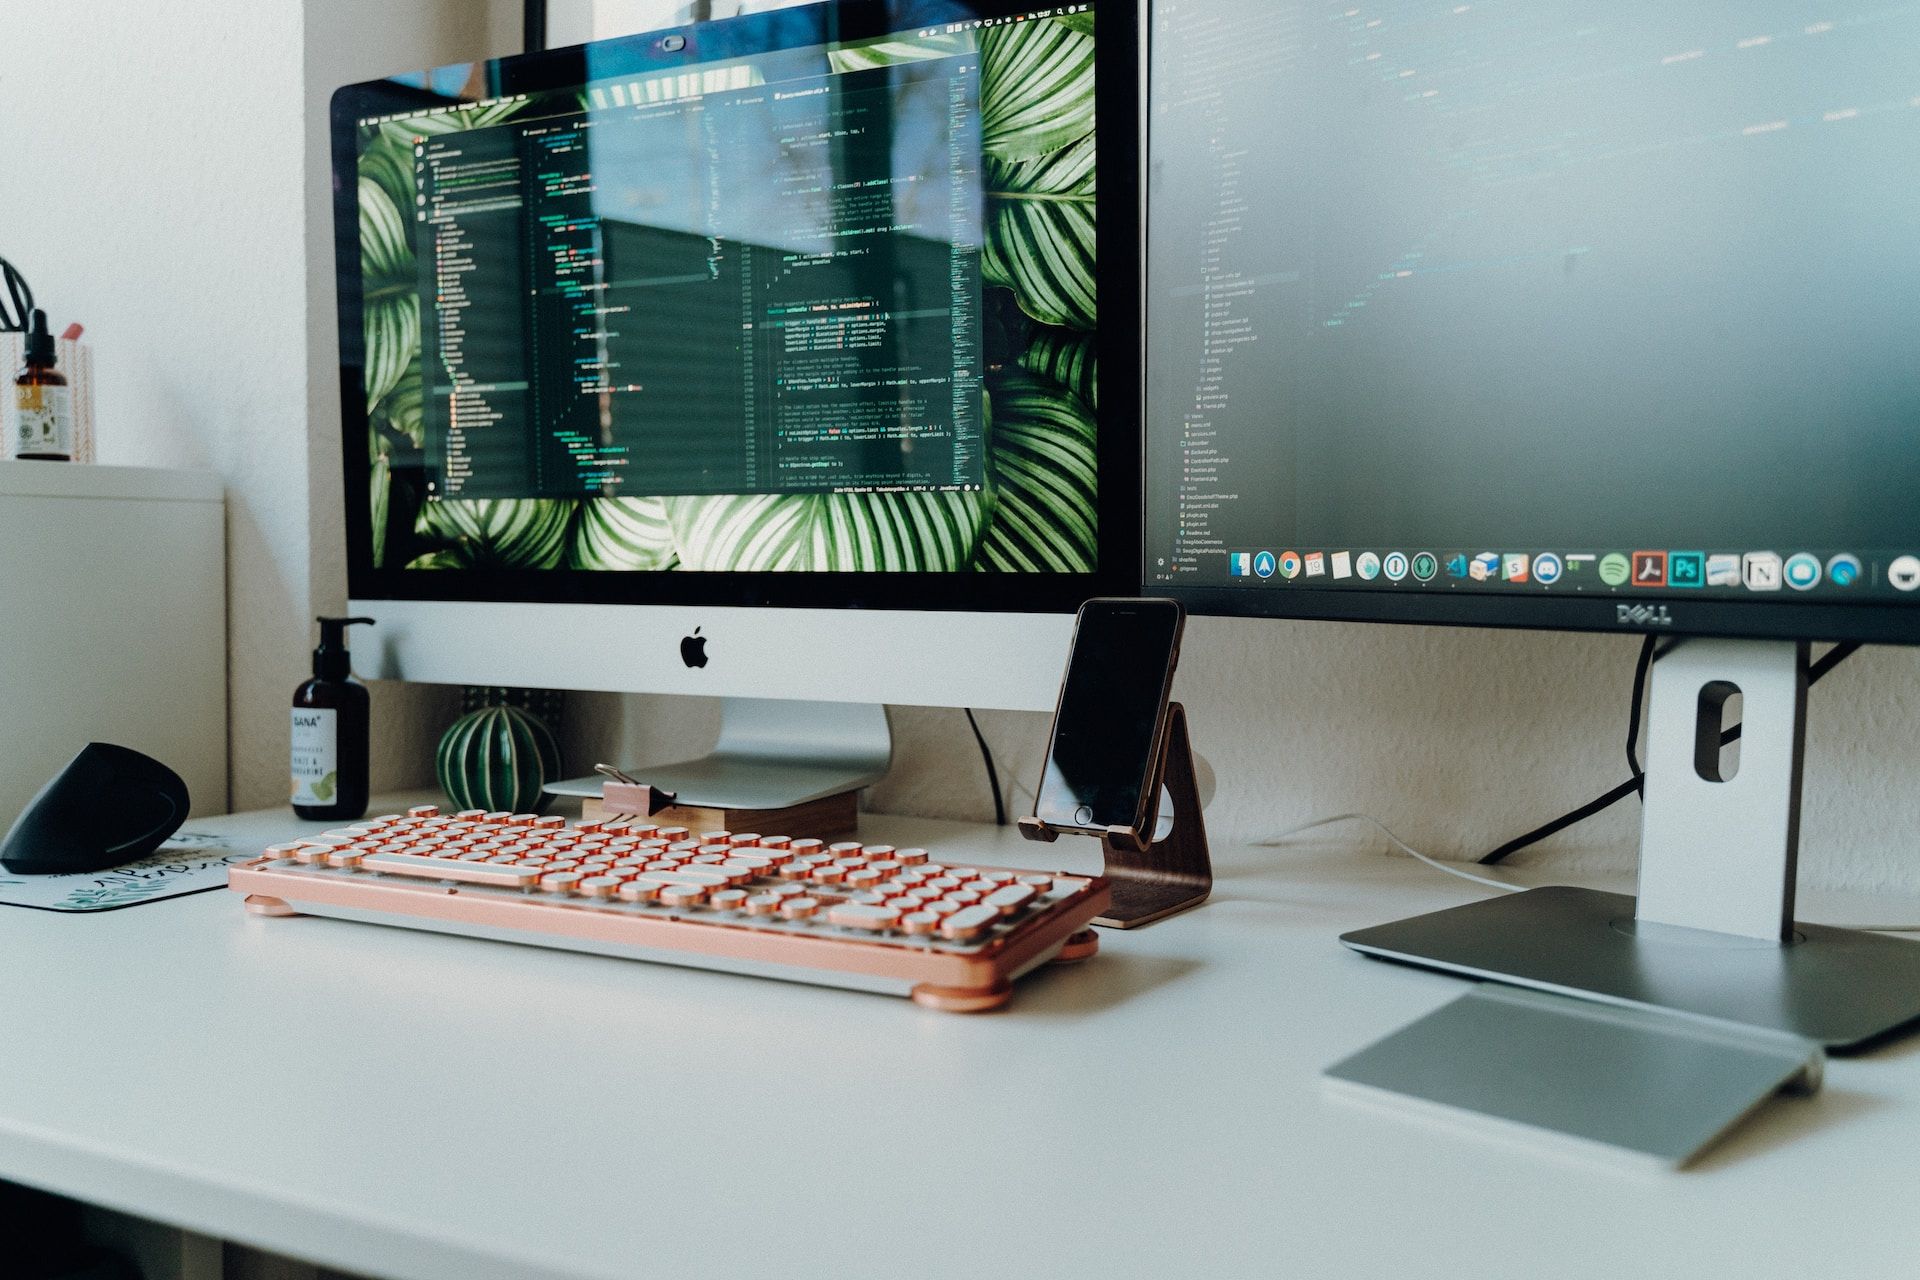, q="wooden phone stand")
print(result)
[1018,702,1212,929]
